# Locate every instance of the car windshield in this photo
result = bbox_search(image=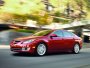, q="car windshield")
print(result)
[33,30,52,36]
